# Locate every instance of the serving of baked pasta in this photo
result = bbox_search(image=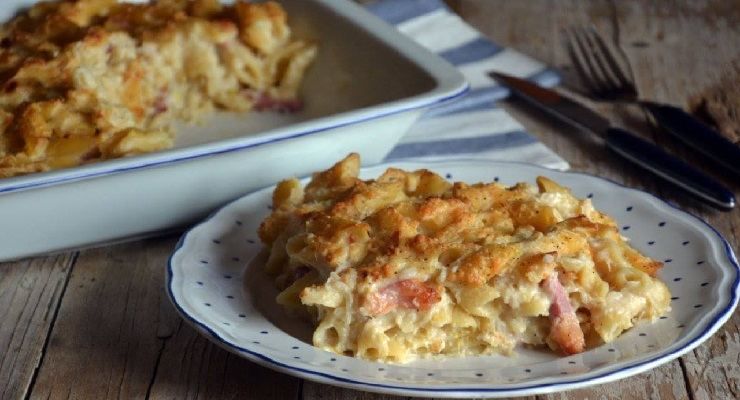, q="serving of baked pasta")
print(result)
[258,154,672,363]
[0,0,316,177]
